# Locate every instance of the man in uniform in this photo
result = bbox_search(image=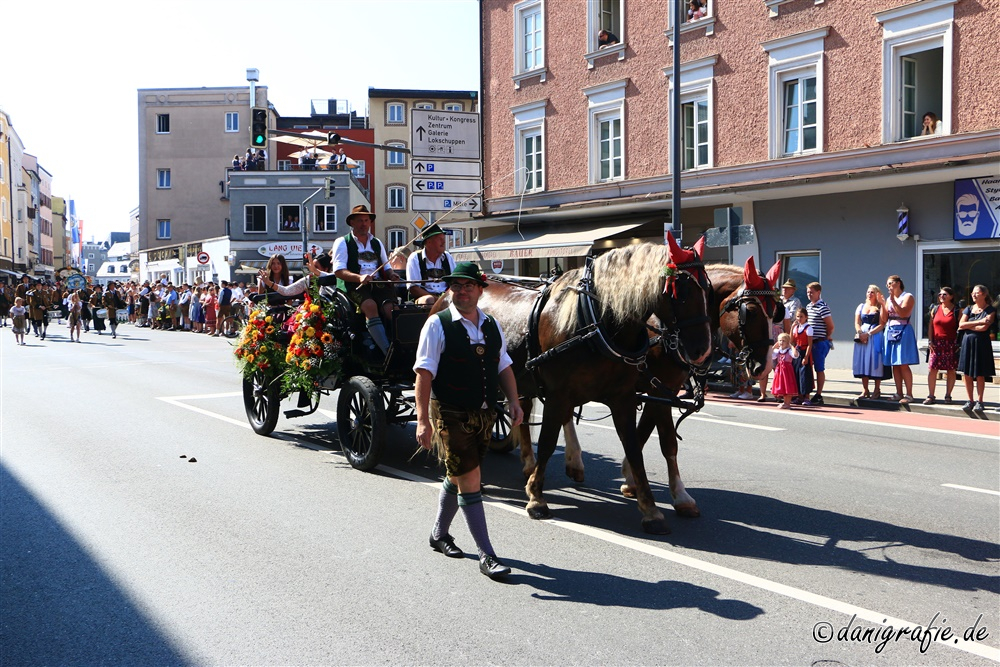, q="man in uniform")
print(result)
[331,204,401,355]
[27,280,50,339]
[406,223,454,305]
[414,262,524,580]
